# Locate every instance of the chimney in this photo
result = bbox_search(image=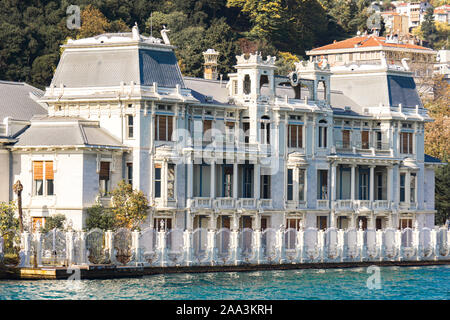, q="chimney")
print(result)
[202,49,219,80]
